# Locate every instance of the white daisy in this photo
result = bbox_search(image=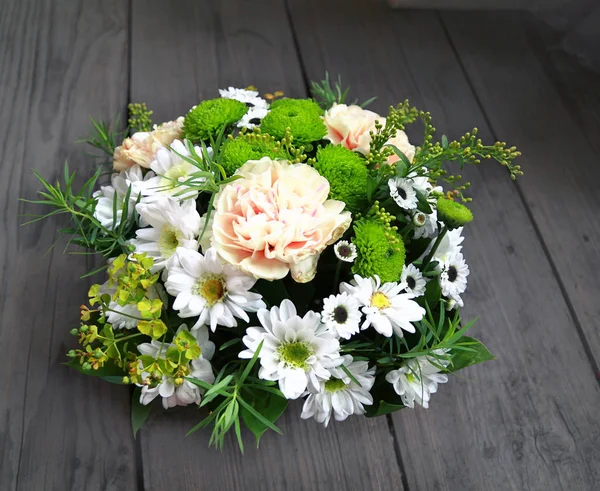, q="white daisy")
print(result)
[340,274,425,338]
[400,264,427,297]
[439,251,469,302]
[93,165,154,229]
[140,139,207,202]
[165,247,265,332]
[239,299,343,400]
[321,292,361,340]
[105,283,167,330]
[412,209,438,239]
[130,197,201,272]
[388,177,418,210]
[137,325,215,409]
[237,105,269,129]
[219,86,269,108]
[431,227,465,262]
[333,240,357,263]
[385,349,450,408]
[301,355,375,427]
[444,295,464,311]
